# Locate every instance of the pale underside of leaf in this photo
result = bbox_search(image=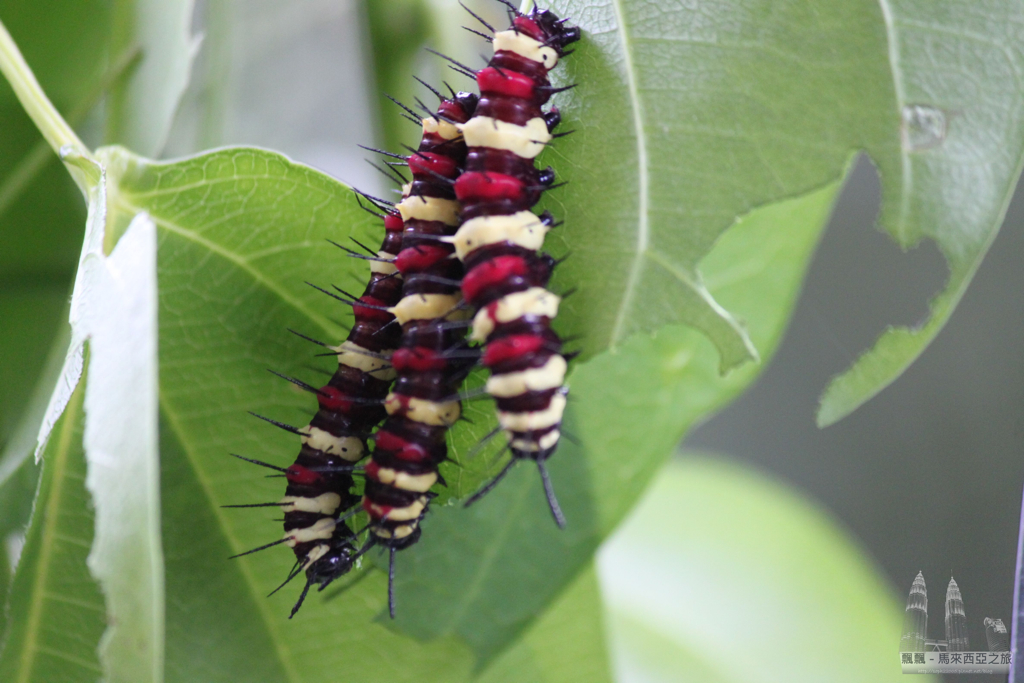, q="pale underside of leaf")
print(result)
[81,213,163,683]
